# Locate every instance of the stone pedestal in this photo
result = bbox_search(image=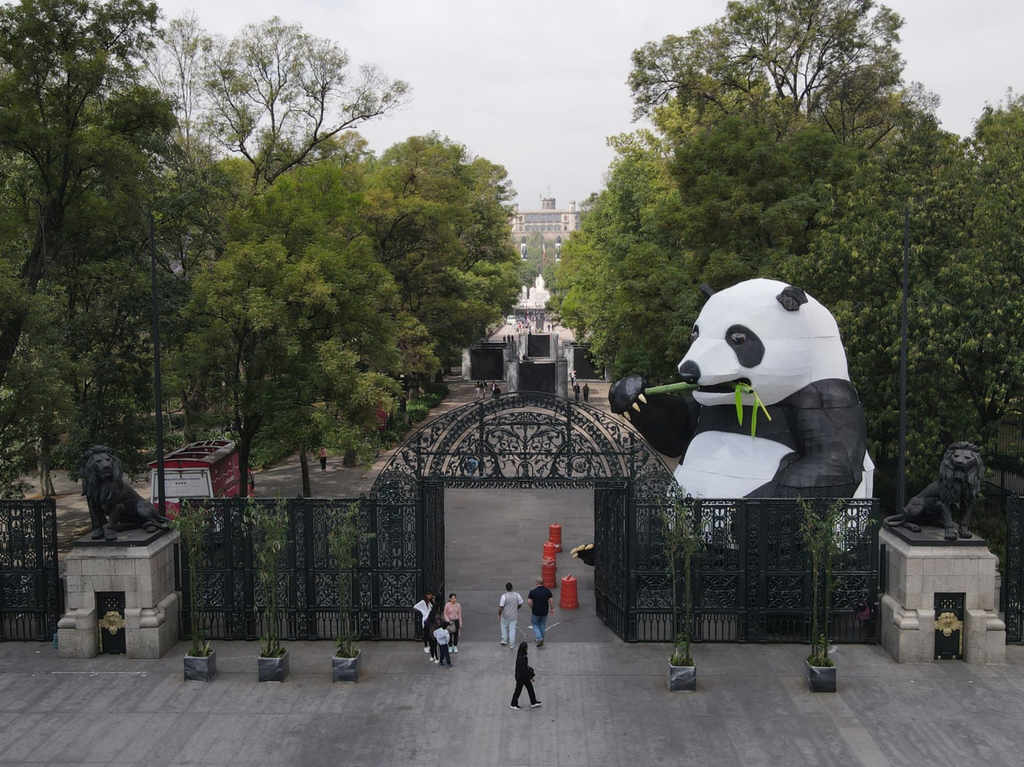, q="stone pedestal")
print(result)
[58,529,180,659]
[880,527,1005,664]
